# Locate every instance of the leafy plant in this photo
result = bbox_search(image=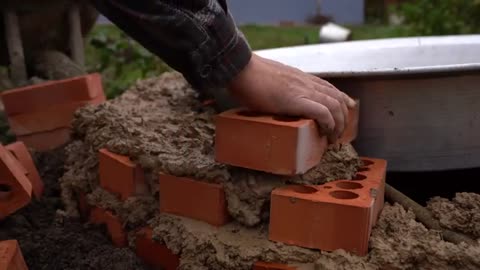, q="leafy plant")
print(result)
[395,0,480,35]
[86,26,171,98]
